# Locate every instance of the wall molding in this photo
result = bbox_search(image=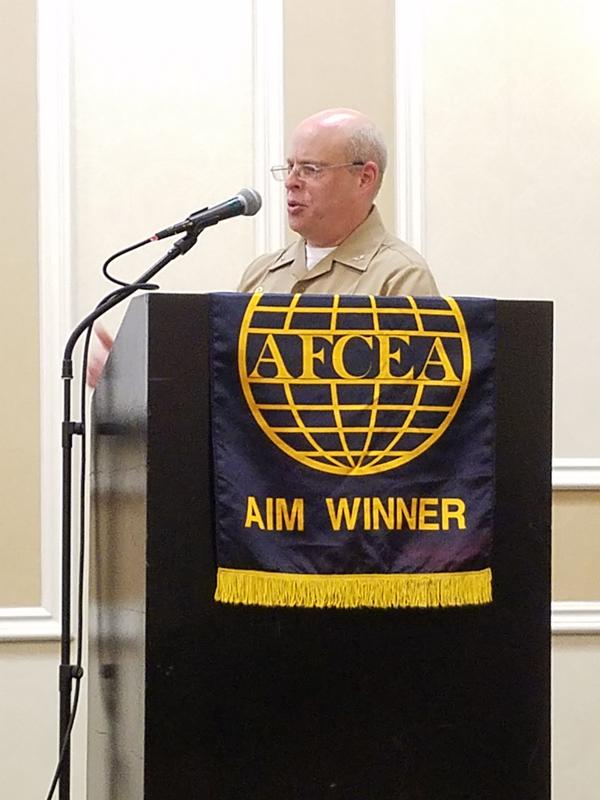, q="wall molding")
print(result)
[252,0,285,256]
[0,607,61,642]
[552,602,600,634]
[552,458,600,490]
[394,0,426,255]
[0,0,72,642]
